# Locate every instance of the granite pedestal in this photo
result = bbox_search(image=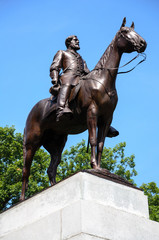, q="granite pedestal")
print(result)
[0,171,159,240]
